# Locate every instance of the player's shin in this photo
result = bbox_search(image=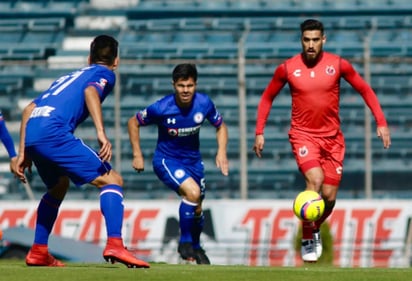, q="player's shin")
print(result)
[34,193,63,245]
[100,184,124,238]
[314,200,335,230]
[191,212,205,249]
[179,199,197,243]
